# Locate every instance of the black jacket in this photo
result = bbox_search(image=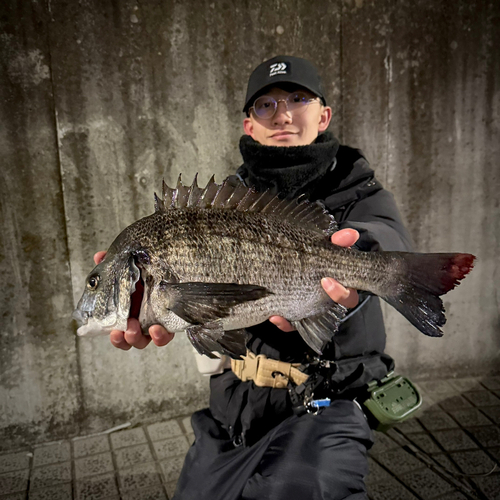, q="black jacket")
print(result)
[209,144,414,445]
